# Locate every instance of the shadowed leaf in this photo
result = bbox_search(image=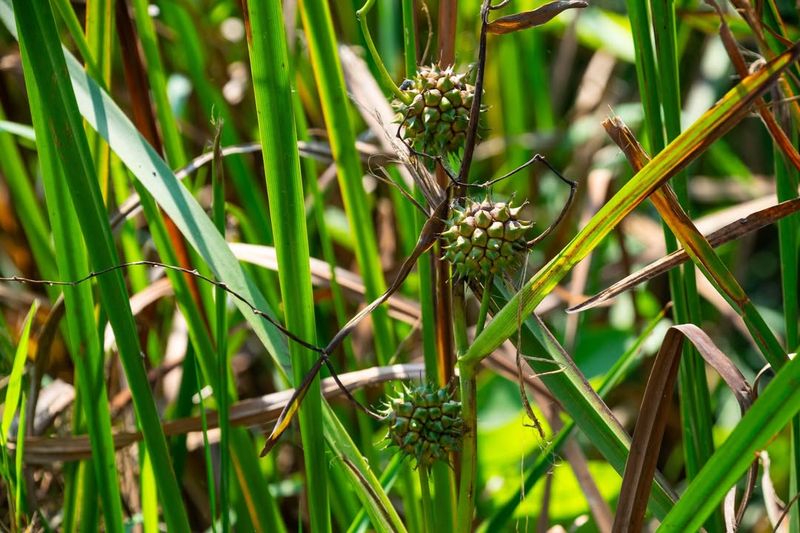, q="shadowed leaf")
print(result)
[614,324,752,532]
